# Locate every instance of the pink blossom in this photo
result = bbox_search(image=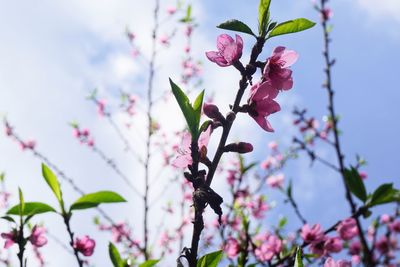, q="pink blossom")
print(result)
[268,141,278,150]
[5,126,12,136]
[224,238,240,258]
[260,156,277,169]
[160,35,169,45]
[254,235,282,261]
[1,230,17,249]
[263,46,298,91]
[389,219,400,232]
[206,34,243,67]
[172,126,212,168]
[349,240,361,255]
[267,174,284,188]
[72,128,81,138]
[87,138,95,147]
[323,257,351,267]
[25,140,36,150]
[166,6,177,15]
[336,218,358,240]
[375,236,390,254]
[247,81,281,132]
[359,171,367,180]
[324,236,343,253]
[29,225,47,247]
[185,25,193,37]
[351,255,361,265]
[97,99,106,116]
[74,235,96,256]
[251,196,269,219]
[81,128,90,137]
[111,223,131,243]
[300,224,324,244]
[321,8,333,21]
[380,214,391,224]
